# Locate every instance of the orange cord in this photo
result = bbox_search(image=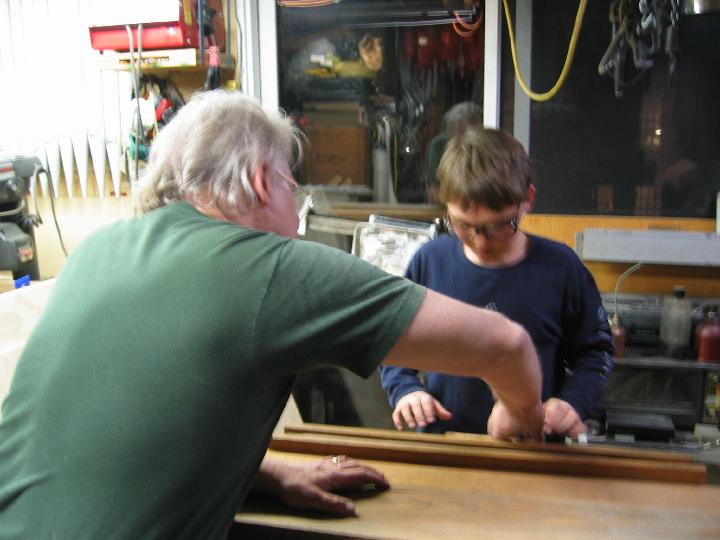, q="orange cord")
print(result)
[277,0,337,7]
[452,10,483,37]
[452,22,476,37]
[454,11,482,30]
